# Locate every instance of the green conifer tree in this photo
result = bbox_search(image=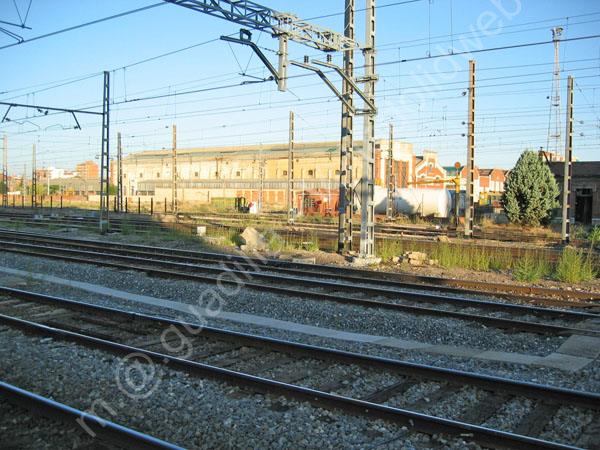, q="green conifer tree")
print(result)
[501,150,559,227]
